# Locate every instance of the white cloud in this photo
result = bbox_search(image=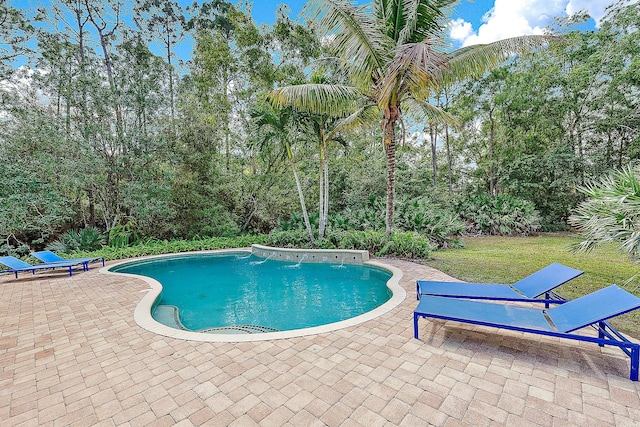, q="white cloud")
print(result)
[450,0,619,47]
[566,0,614,25]
[449,18,473,42]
